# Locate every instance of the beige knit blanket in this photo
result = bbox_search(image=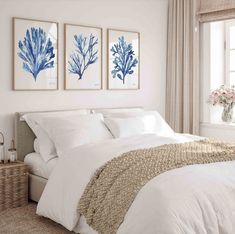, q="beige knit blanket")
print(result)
[79,139,235,234]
